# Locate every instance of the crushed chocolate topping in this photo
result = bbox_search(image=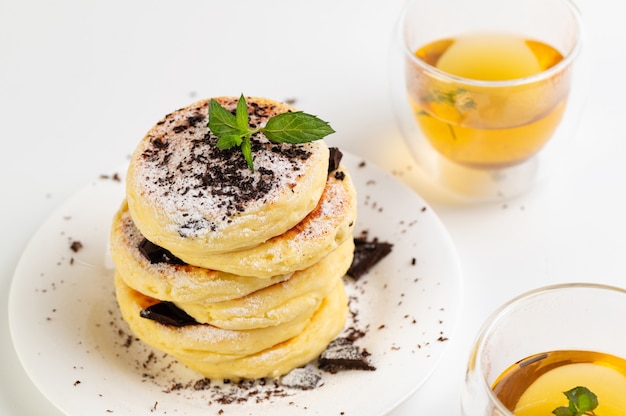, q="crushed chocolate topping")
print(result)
[347,238,393,280]
[136,98,319,238]
[138,237,185,265]
[187,113,205,127]
[139,301,199,327]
